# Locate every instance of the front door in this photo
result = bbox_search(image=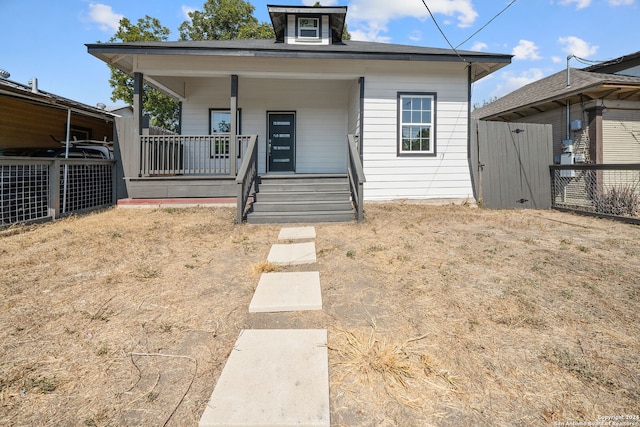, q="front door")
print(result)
[268,112,295,172]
